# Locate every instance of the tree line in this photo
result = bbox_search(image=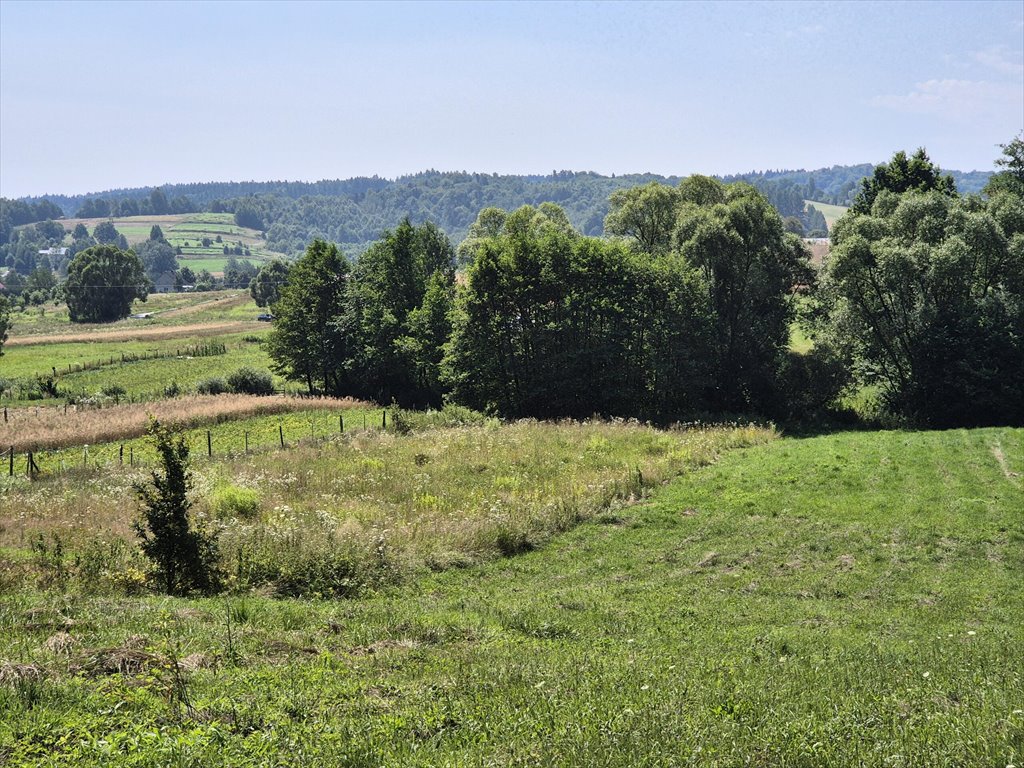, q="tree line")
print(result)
[259,139,1022,428]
